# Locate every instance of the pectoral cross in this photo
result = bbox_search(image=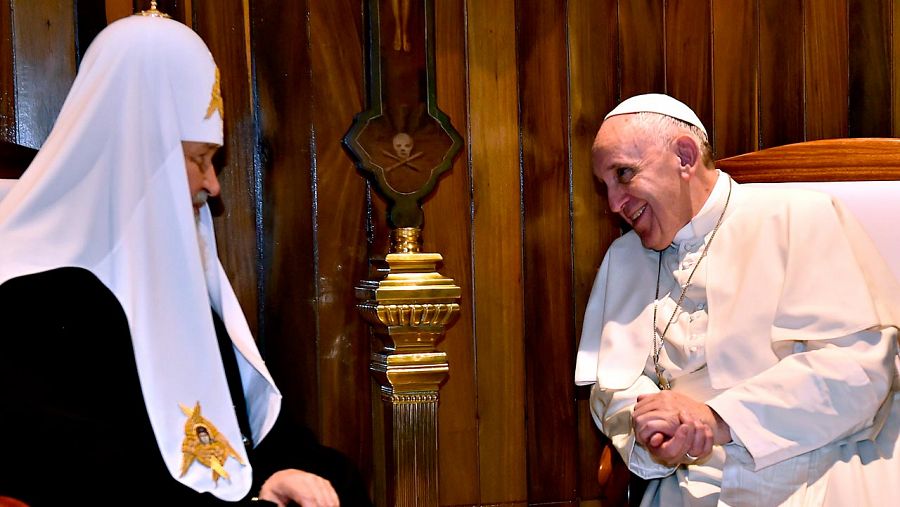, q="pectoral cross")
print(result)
[655,363,671,390]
